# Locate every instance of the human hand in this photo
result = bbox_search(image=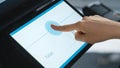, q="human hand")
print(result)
[51,15,120,44]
